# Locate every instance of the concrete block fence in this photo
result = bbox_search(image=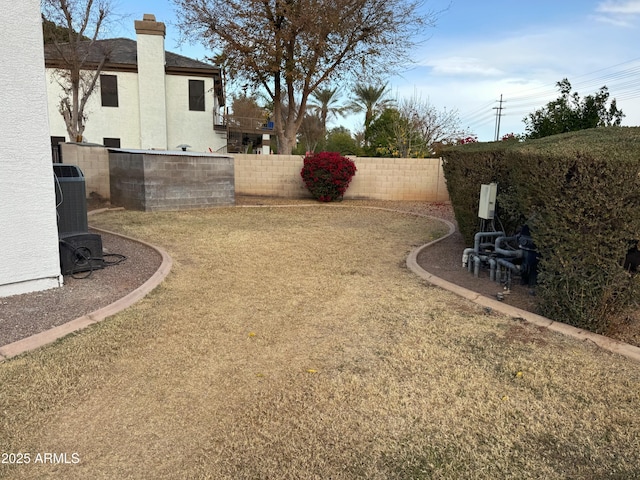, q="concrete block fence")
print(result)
[233,154,449,202]
[60,143,110,200]
[58,144,450,204]
[109,150,234,211]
